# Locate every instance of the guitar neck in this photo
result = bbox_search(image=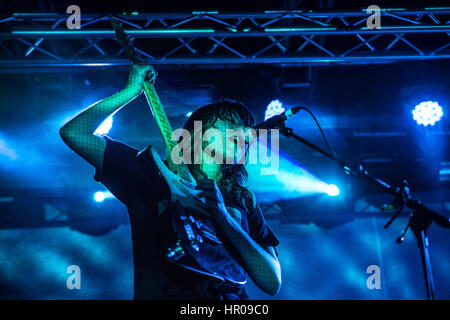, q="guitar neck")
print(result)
[142,81,194,183]
[142,82,175,149]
